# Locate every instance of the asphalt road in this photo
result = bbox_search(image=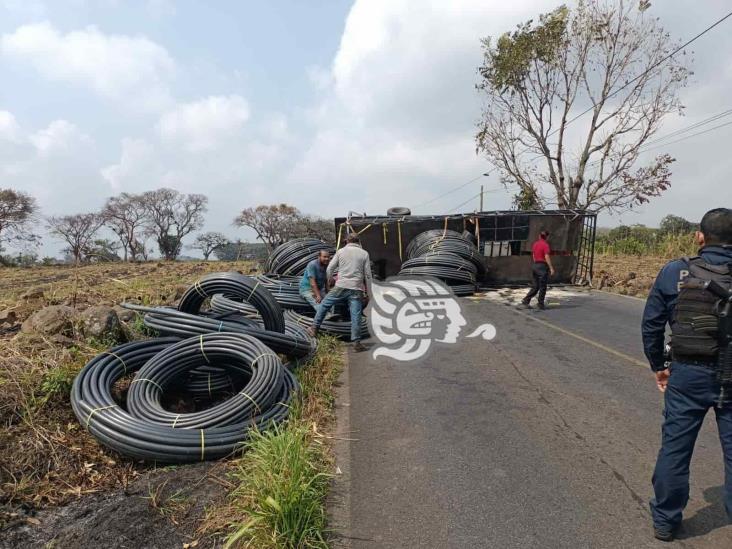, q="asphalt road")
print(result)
[330,288,732,548]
